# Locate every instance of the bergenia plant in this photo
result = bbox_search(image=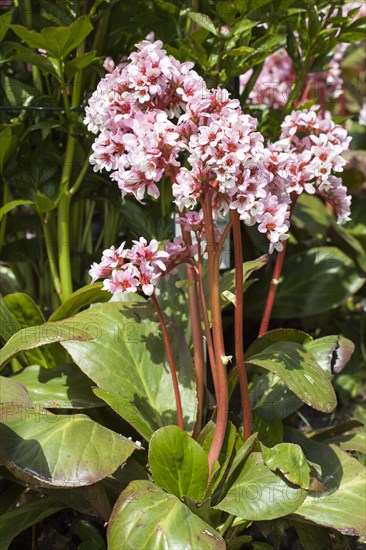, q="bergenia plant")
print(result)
[1,5,365,546]
[86,38,352,472]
